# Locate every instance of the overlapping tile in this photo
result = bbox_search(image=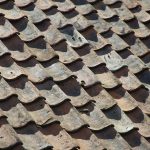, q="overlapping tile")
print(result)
[0,0,150,149]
